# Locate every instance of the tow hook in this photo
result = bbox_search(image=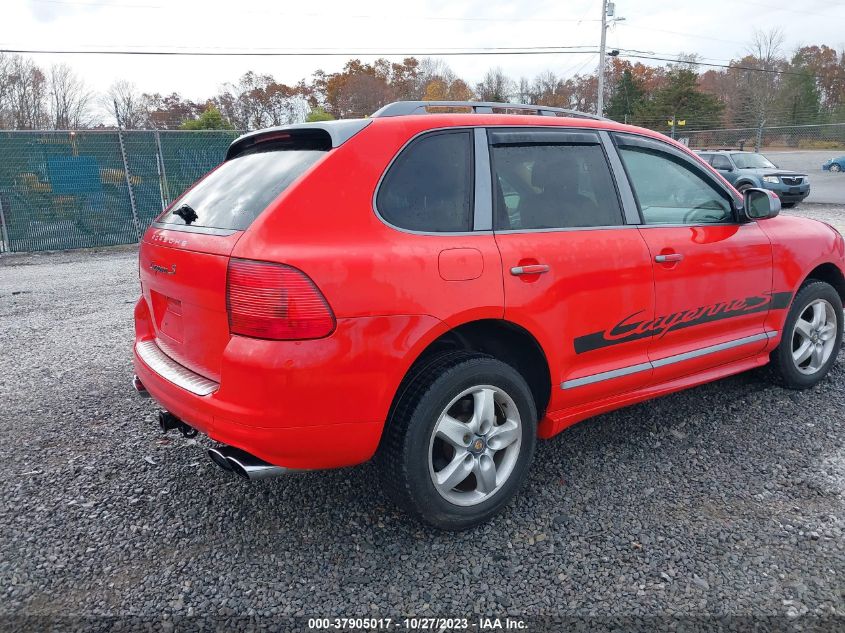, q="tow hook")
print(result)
[158,411,198,438]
